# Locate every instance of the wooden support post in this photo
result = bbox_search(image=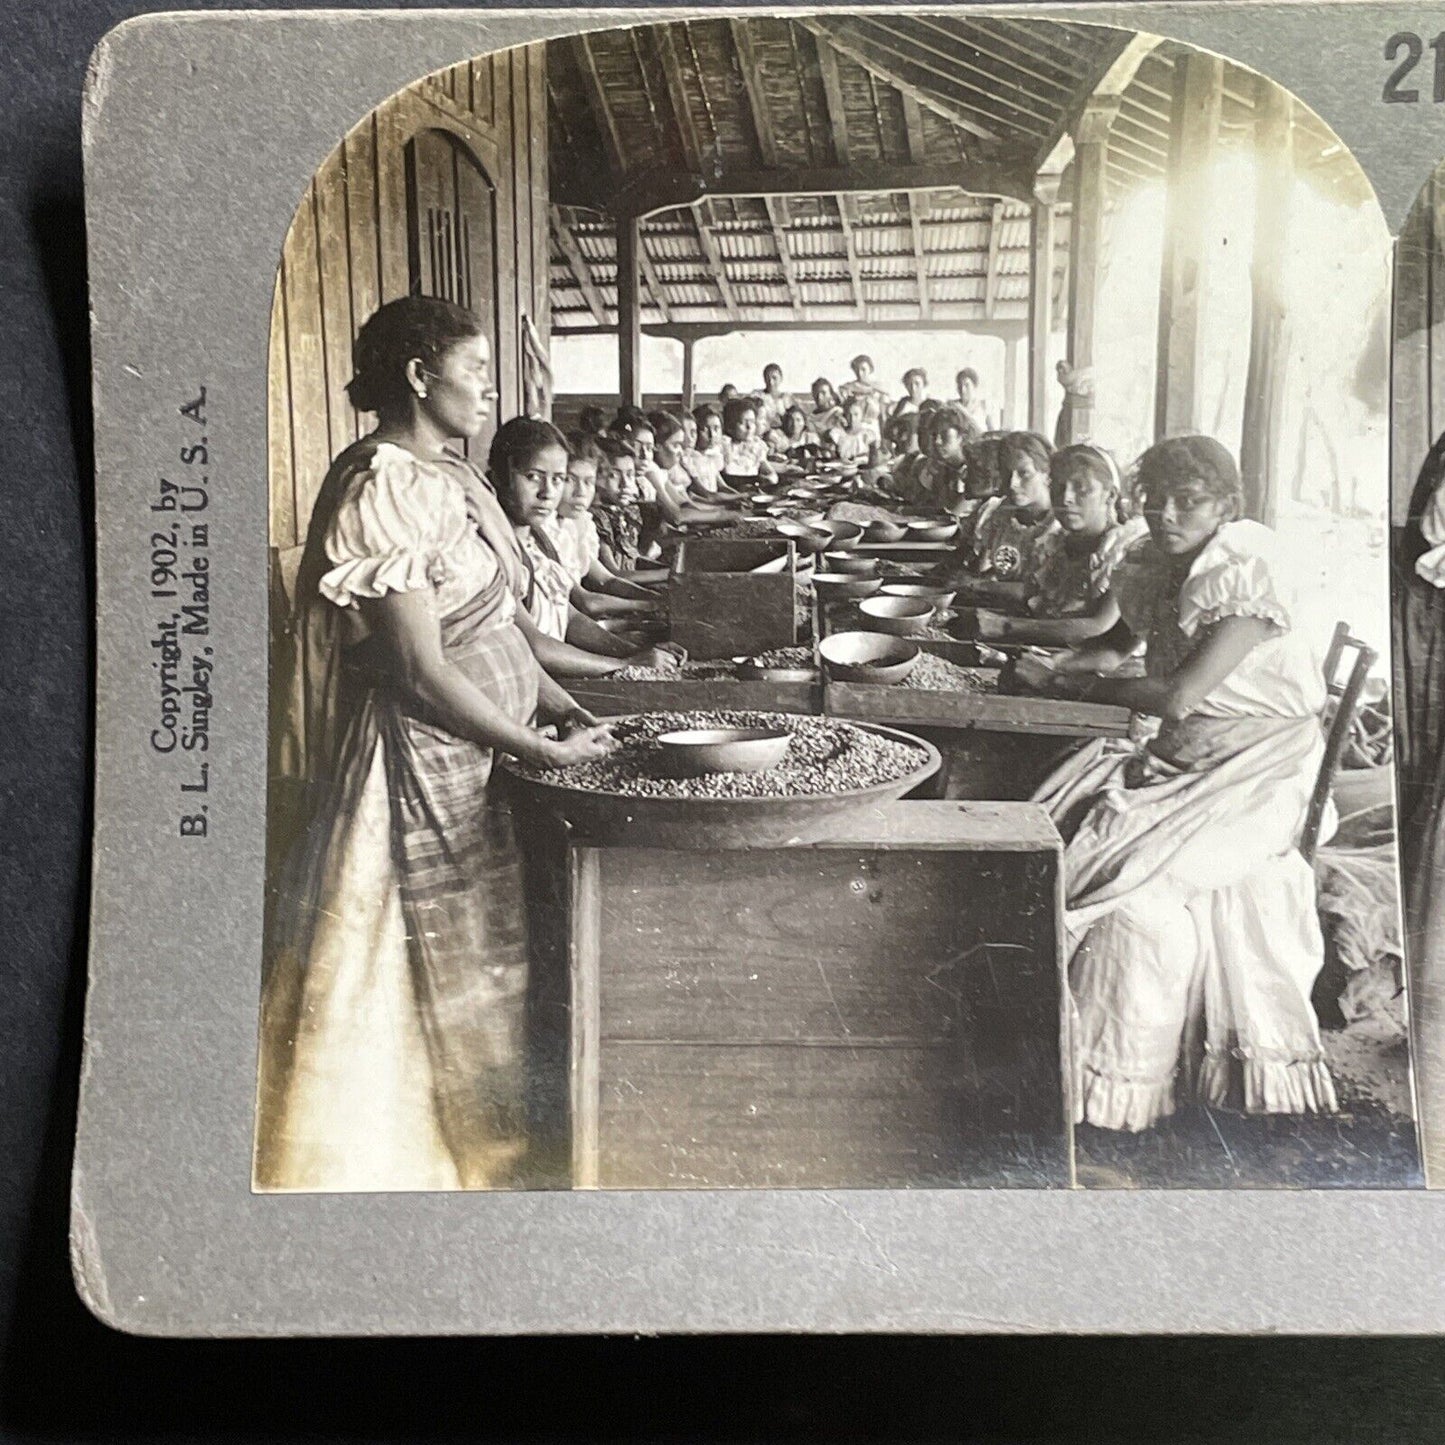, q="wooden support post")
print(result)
[682,336,696,411]
[1240,77,1294,522]
[1064,98,1120,443]
[1155,52,1224,439]
[1028,174,1060,434]
[1003,335,1020,430]
[617,211,643,408]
